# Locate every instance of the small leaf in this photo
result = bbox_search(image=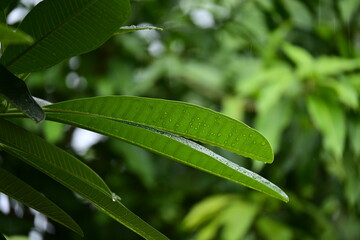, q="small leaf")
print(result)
[0,167,83,236]
[1,0,131,73]
[324,79,358,109]
[115,25,163,35]
[0,64,44,122]
[306,95,345,159]
[0,23,34,45]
